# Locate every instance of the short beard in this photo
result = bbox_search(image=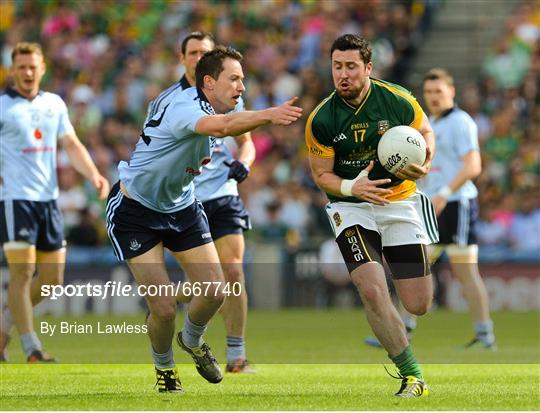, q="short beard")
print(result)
[336,84,362,103]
